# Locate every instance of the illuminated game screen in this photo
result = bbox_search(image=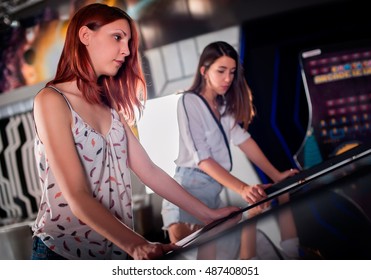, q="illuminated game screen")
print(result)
[300,41,371,160]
